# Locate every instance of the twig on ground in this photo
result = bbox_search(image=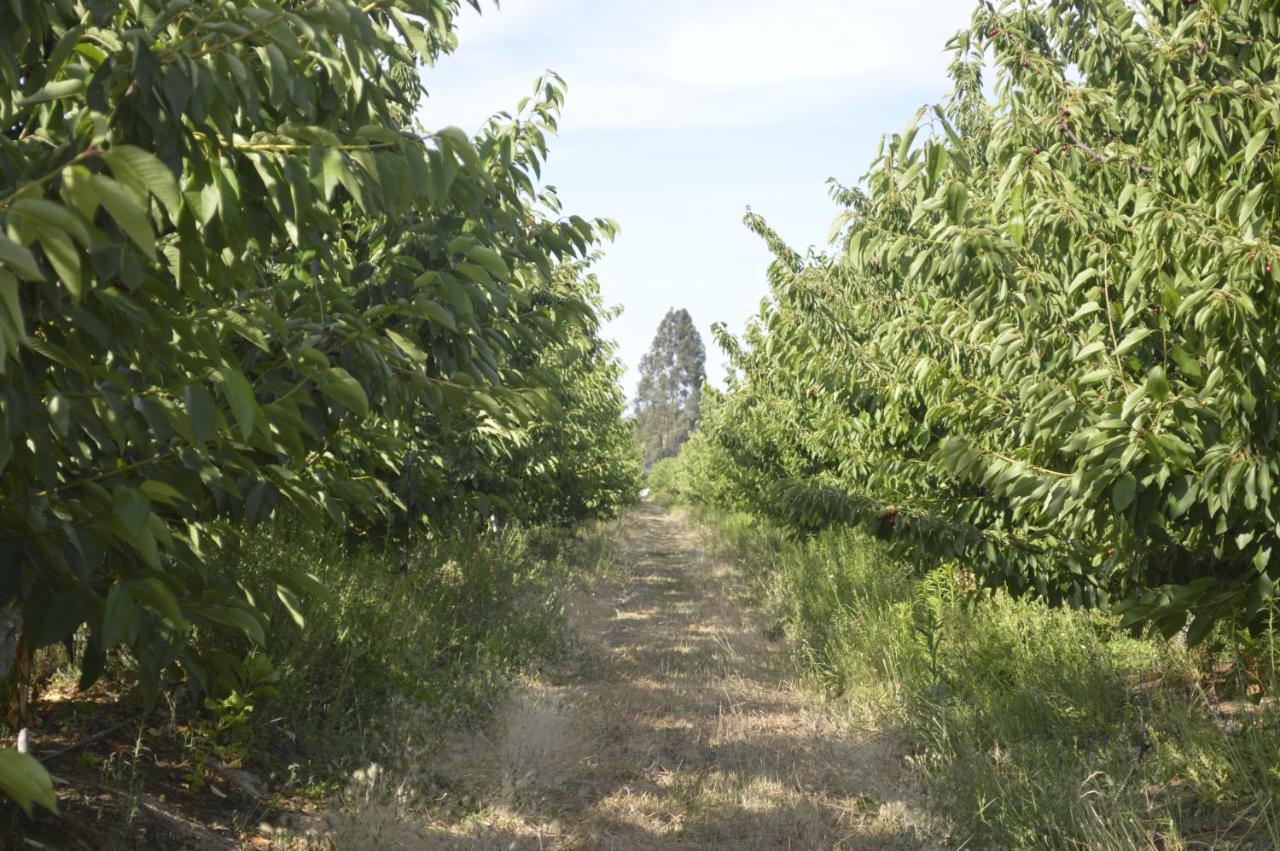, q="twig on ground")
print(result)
[38,718,139,765]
